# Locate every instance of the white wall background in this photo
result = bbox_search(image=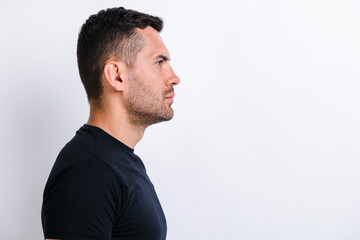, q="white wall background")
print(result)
[1,0,360,239]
